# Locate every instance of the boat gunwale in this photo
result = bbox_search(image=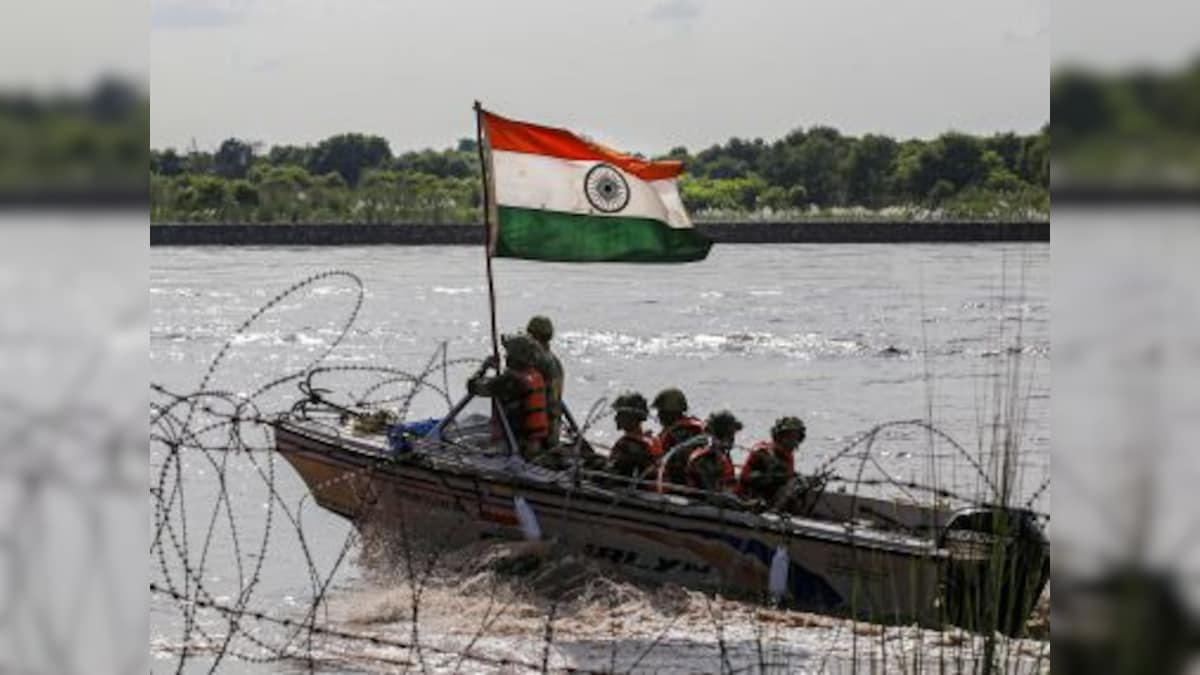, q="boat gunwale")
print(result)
[274,416,948,560]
